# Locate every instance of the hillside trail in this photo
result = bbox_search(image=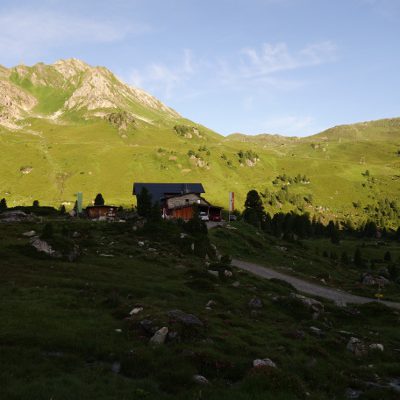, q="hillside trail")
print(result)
[232,259,400,310]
